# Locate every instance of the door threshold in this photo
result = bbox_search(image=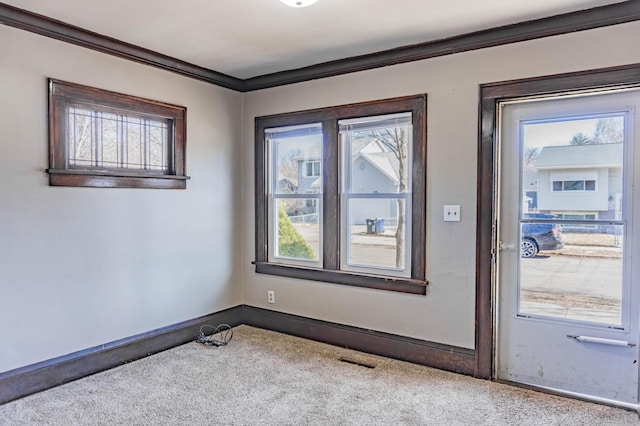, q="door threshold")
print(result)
[495,379,639,414]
